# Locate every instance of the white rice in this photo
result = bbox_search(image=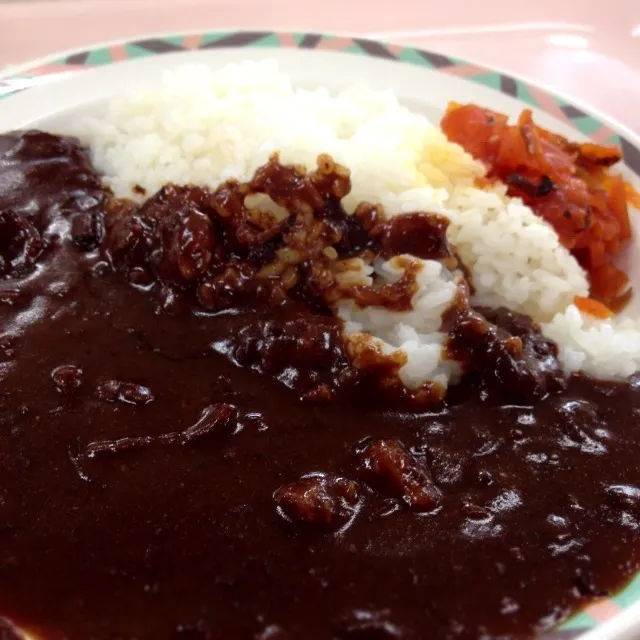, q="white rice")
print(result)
[75,60,450,214]
[337,257,462,389]
[72,60,638,385]
[543,306,640,379]
[444,185,589,320]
